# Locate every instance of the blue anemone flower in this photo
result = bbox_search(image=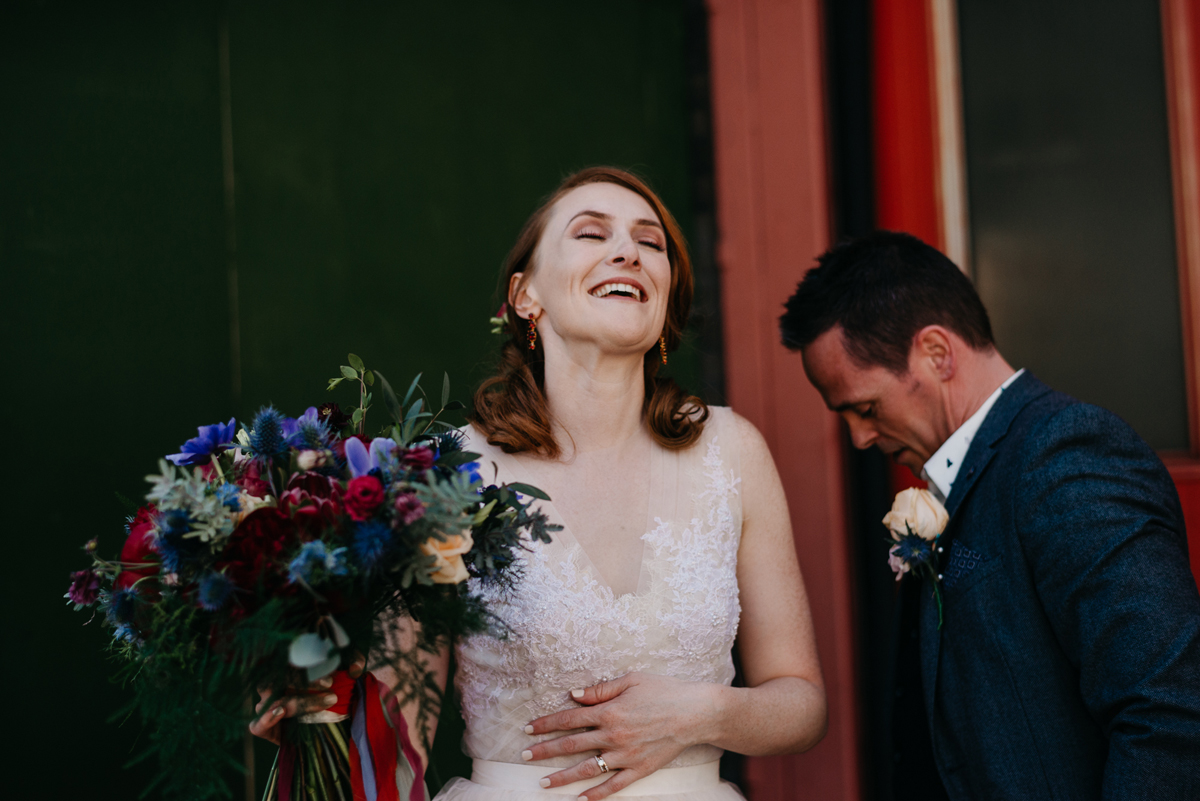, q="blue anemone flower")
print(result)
[352,521,392,572]
[166,418,237,466]
[214,483,241,510]
[249,406,290,460]
[197,572,235,611]
[288,540,350,584]
[458,461,482,487]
